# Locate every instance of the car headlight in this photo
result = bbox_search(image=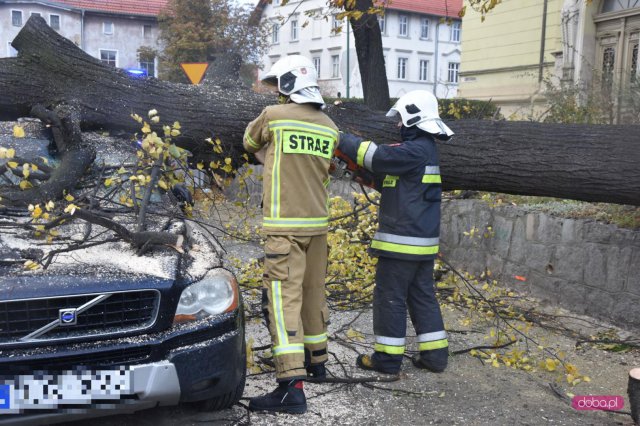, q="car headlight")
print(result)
[175,269,238,322]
